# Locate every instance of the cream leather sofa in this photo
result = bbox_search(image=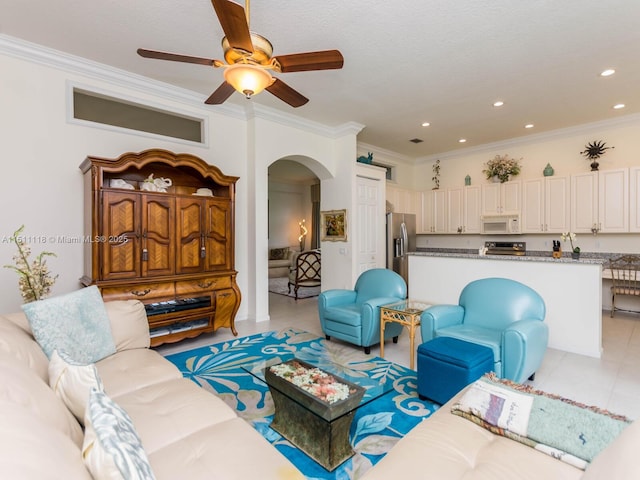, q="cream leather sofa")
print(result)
[268,246,298,278]
[362,384,639,480]
[0,300,303,480]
